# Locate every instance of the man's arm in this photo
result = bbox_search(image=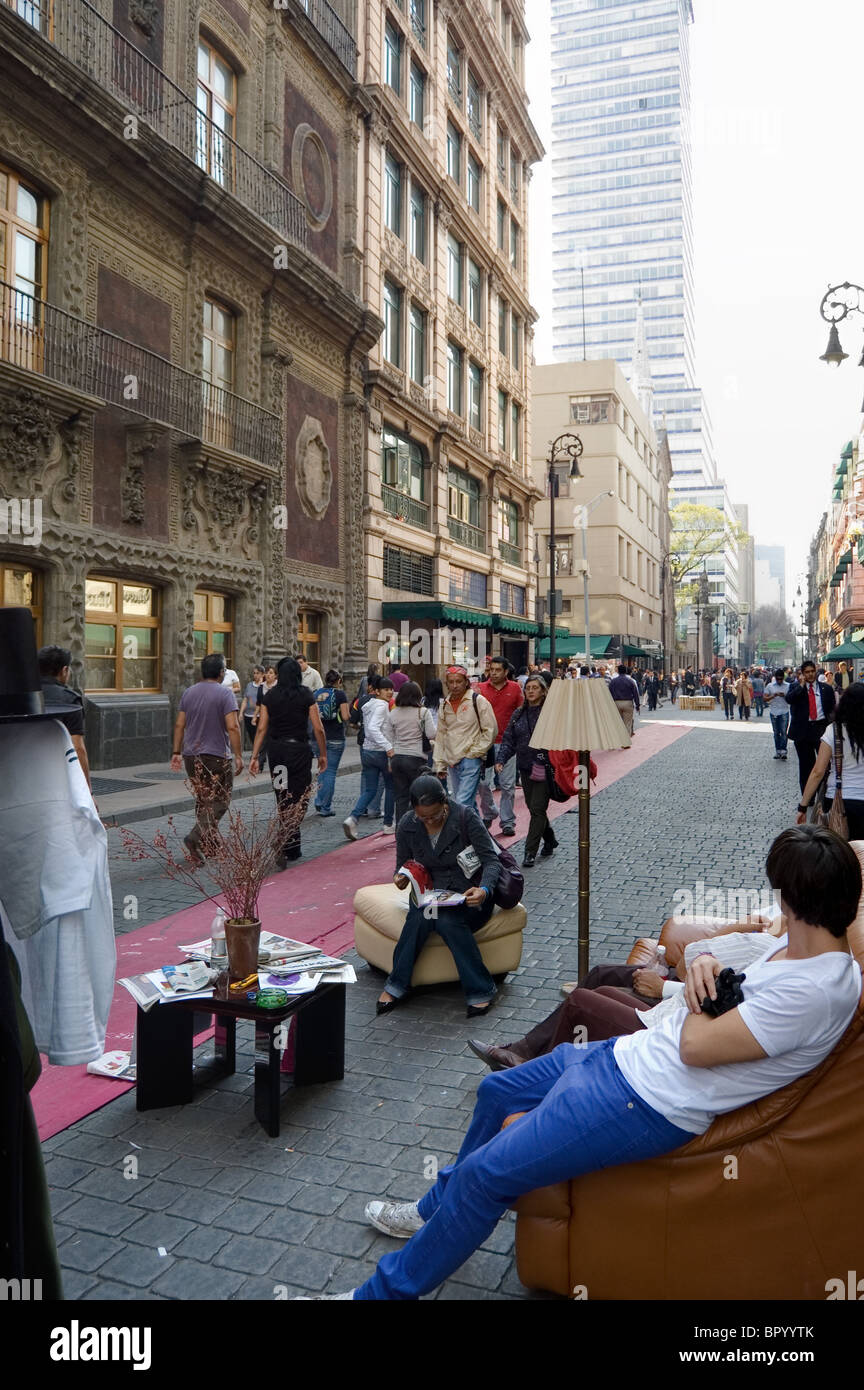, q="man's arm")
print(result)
[225,711,243,773]
[170,709,186,771]
[679,1008,767,1067]
[72,733,91,790]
